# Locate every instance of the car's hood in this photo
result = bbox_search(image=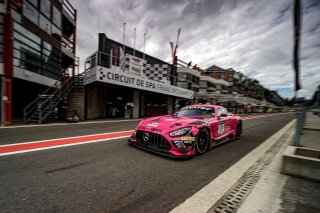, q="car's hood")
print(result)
[138,116,212,134]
